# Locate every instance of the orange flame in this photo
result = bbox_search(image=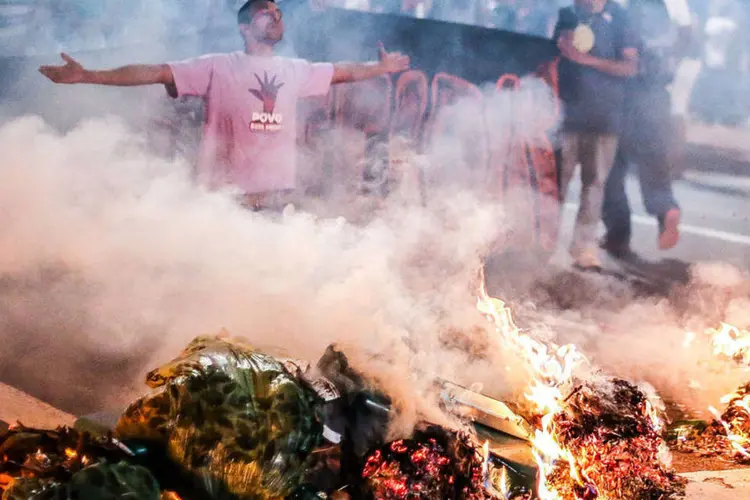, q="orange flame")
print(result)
[707,323,750,364]
[477,281,587,499]
[692,322,750,459]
